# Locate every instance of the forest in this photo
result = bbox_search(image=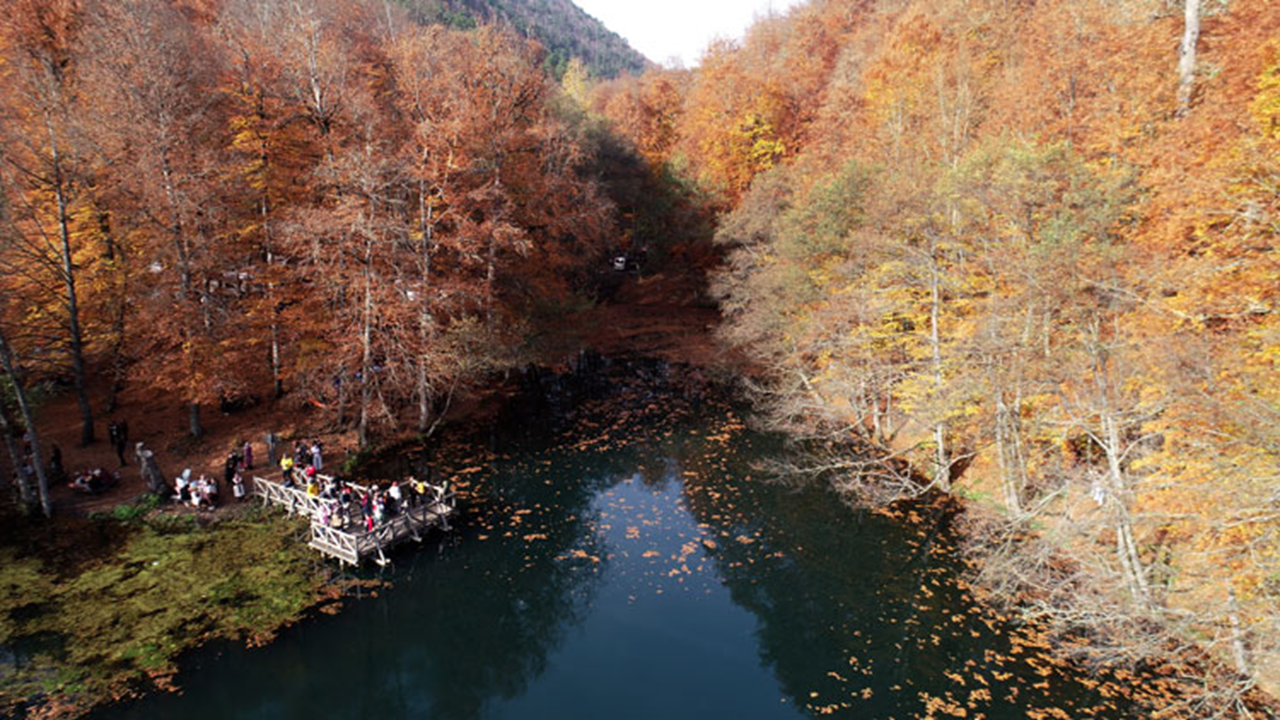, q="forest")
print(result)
[587,0,1280,713]
[0,0,640,493]
[1,0,1279,717]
